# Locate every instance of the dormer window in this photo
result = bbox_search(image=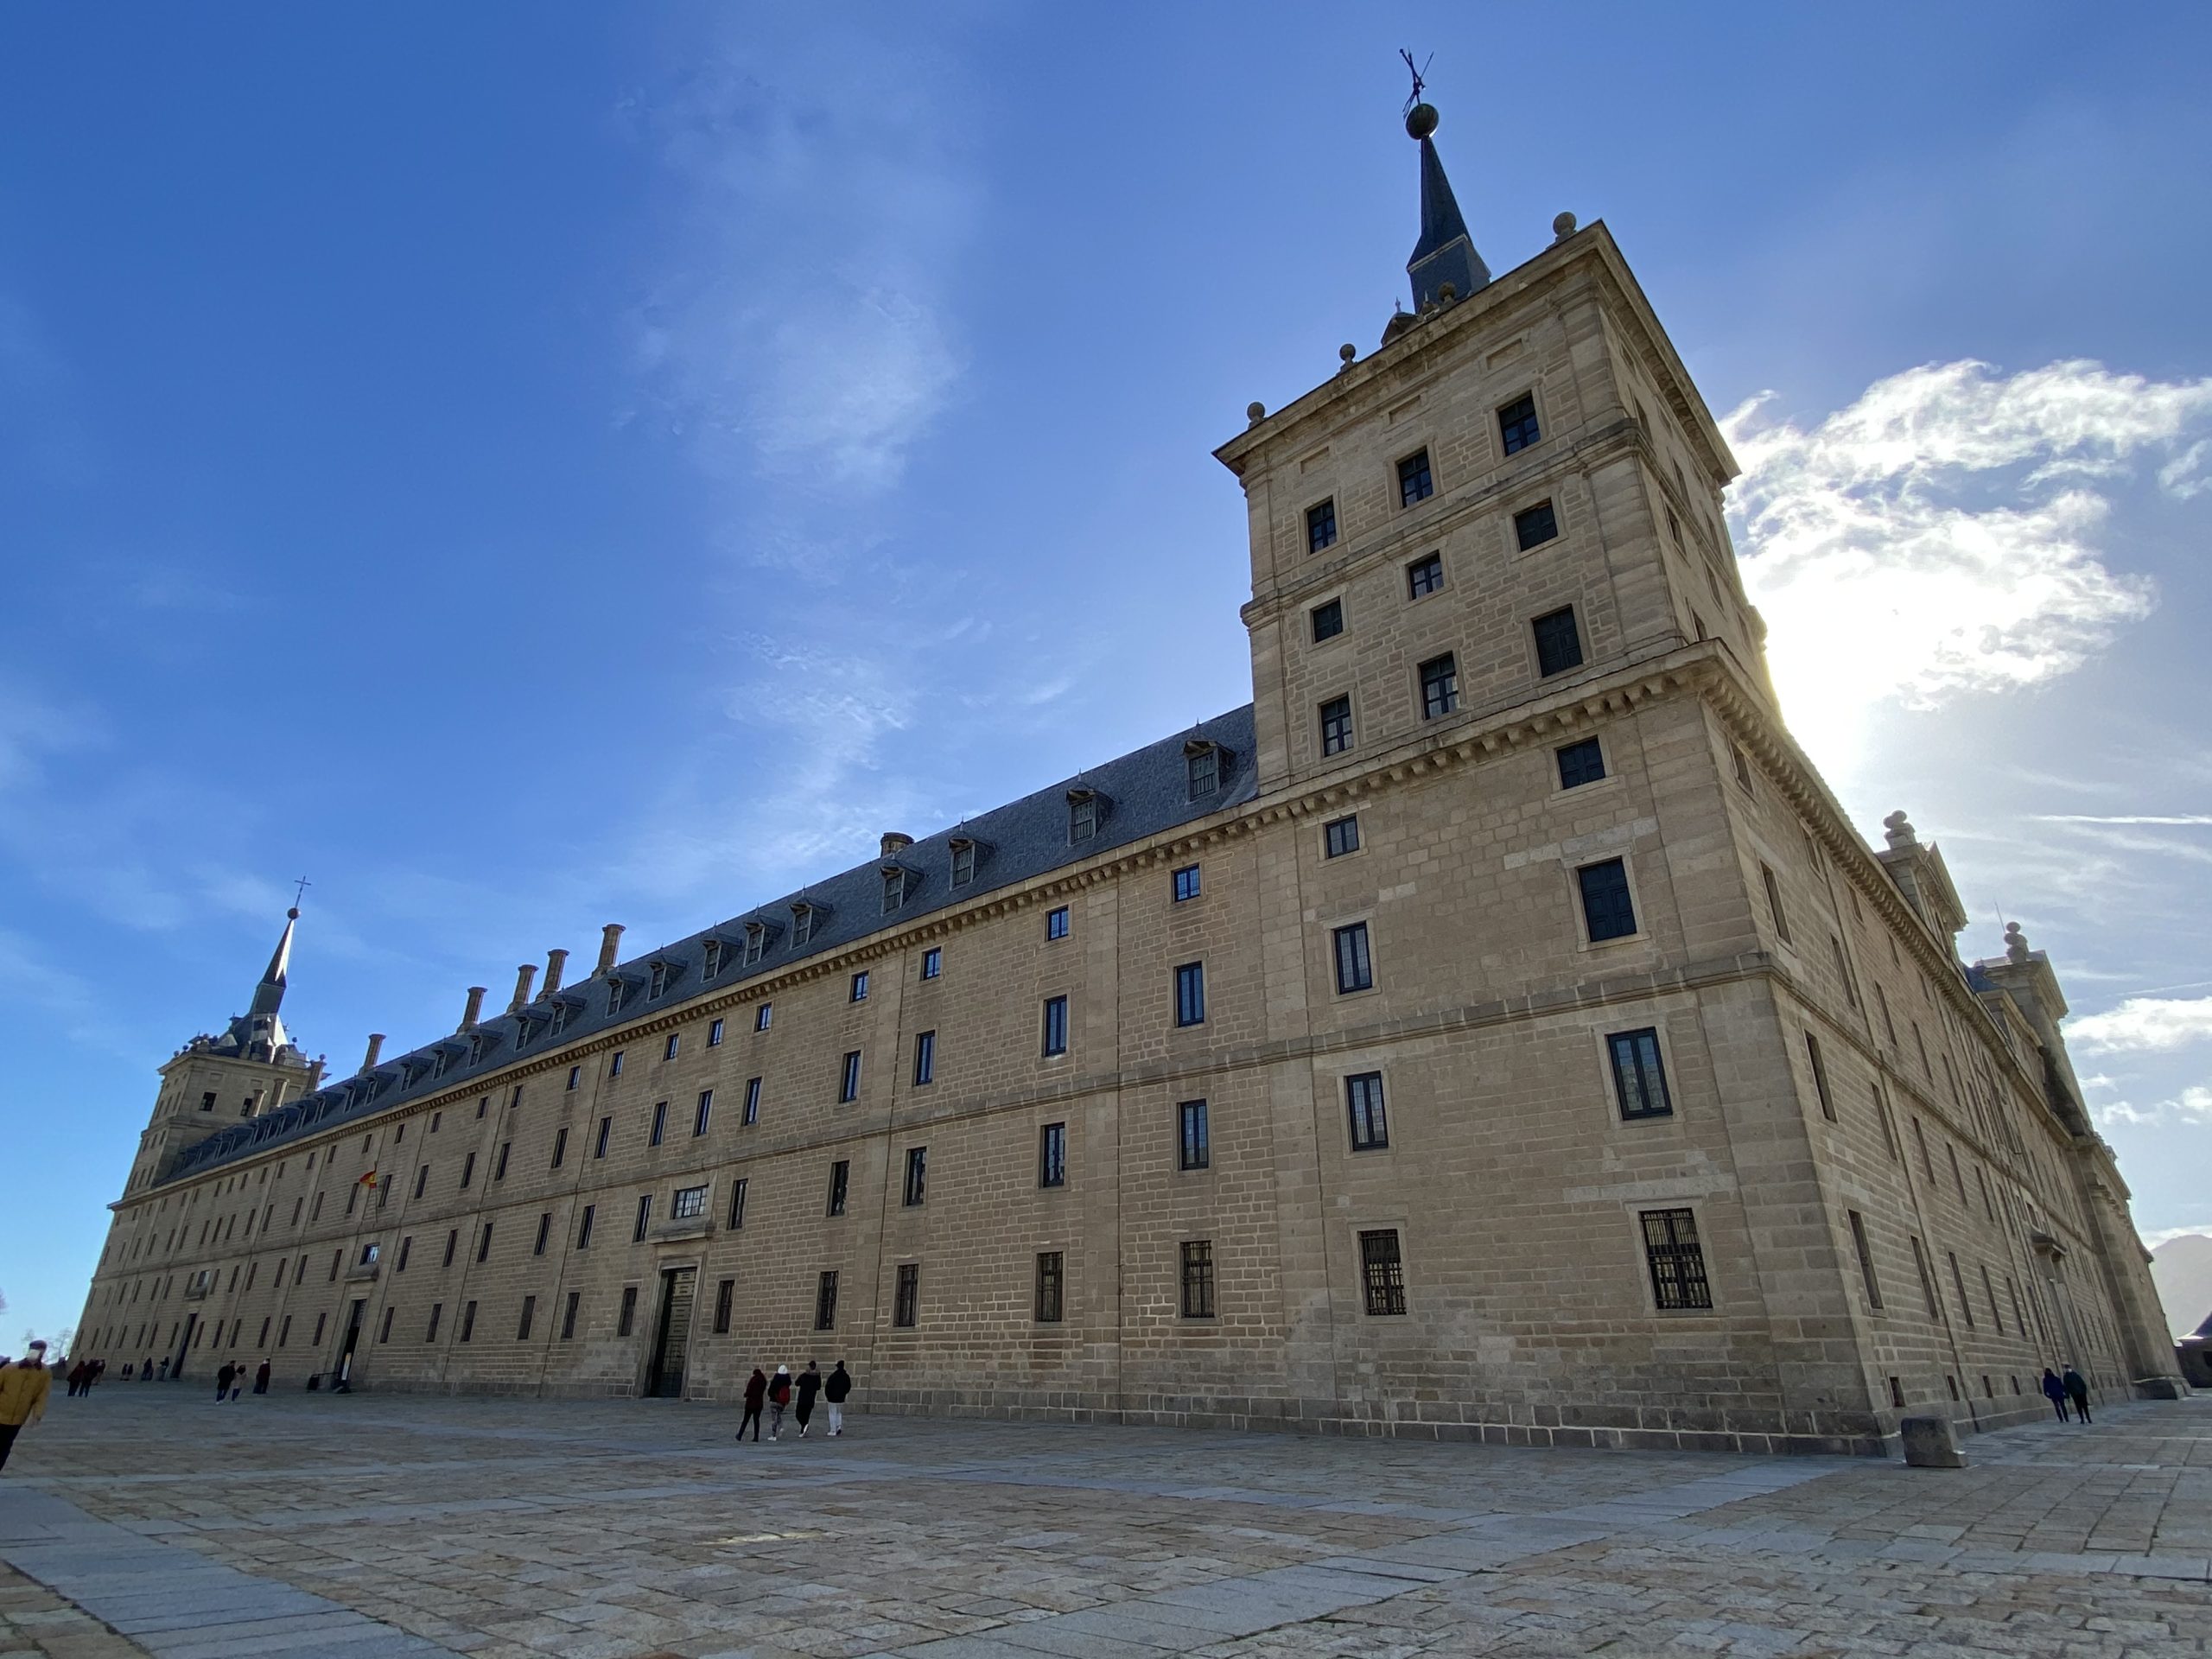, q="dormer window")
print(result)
[550,1001,570,1038]
[467,1033,485,1065]
[791,902,816,946]
[1184,741,1225,800]
[881,865,912,914]
[432,1051,448,1079]
[648,961,669,1001]
[702,938,723,980]
[1067,788,1100,845]
[745,920,771,965]
[515,1016,535,1046]
[950,837,978,888]
[607,979,626,1016]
